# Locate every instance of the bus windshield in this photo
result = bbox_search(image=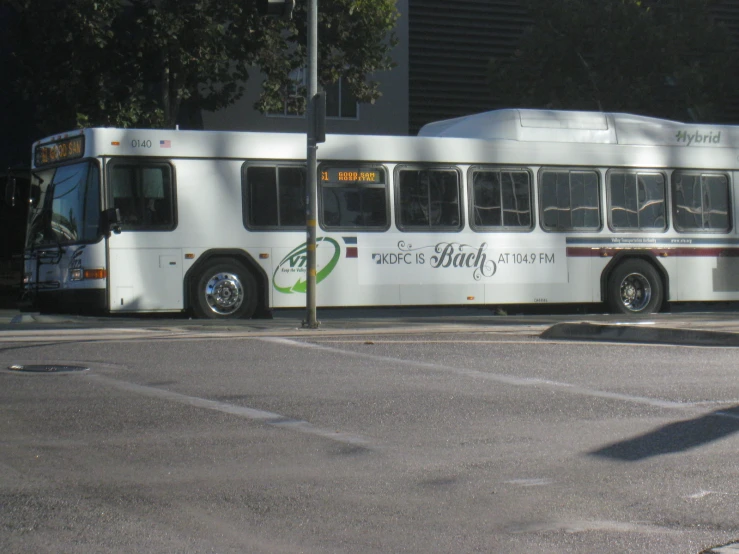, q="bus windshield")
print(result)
[27,161,101,248]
